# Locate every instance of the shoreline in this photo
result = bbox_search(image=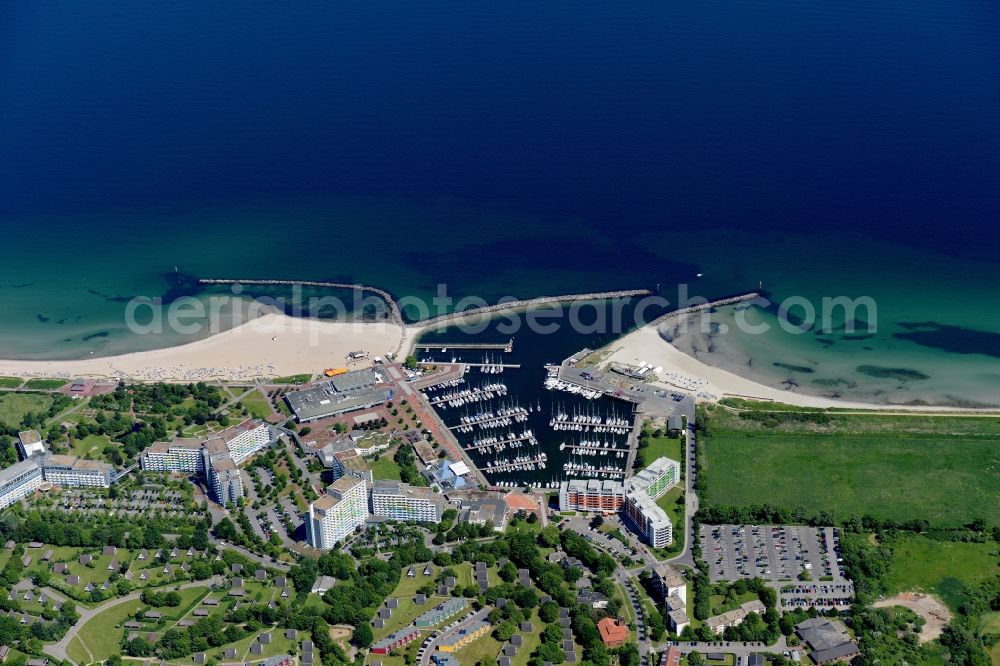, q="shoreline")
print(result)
[0,303,995,413]
[0,314,420,383]
[601,324,1000,412]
